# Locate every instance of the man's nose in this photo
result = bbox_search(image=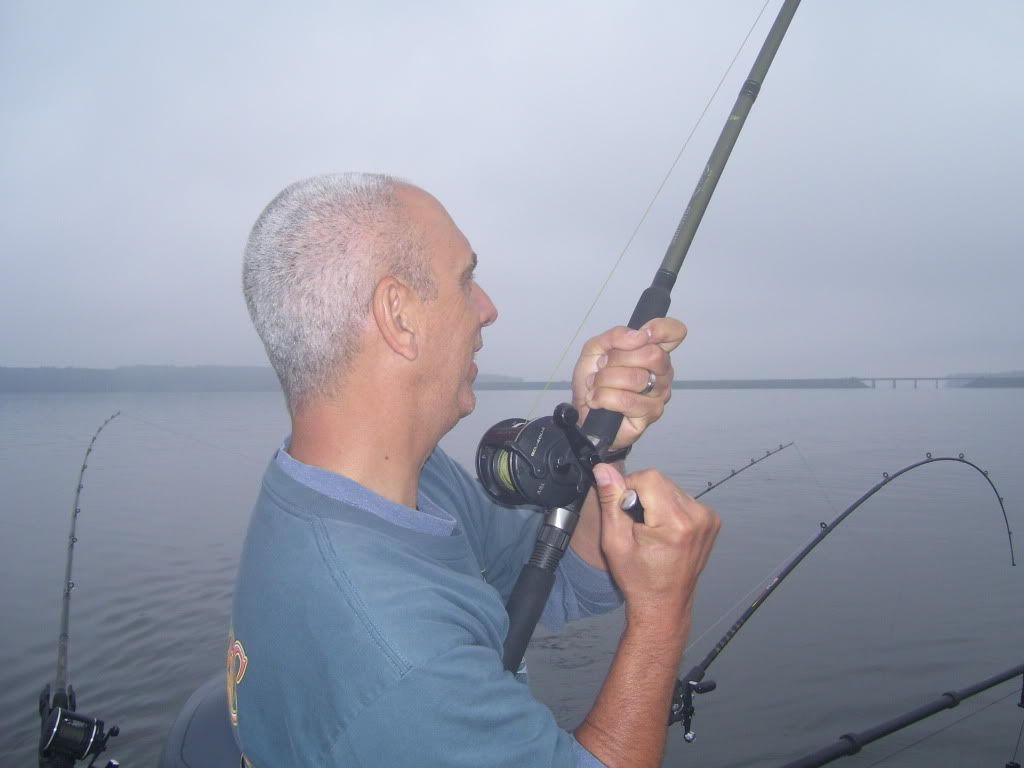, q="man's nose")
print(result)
[475,283,498,327]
